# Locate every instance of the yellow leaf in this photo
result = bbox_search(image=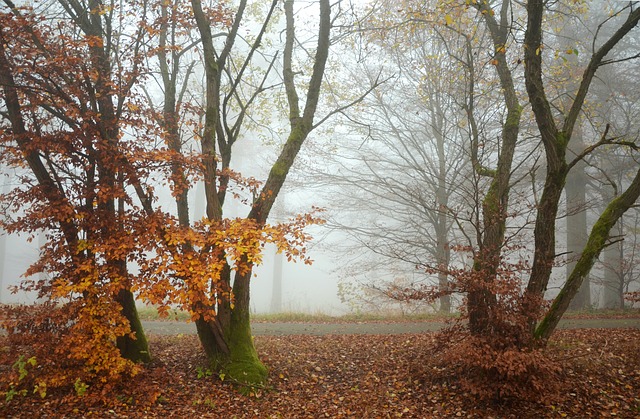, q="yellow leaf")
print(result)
[445,14,453,26]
